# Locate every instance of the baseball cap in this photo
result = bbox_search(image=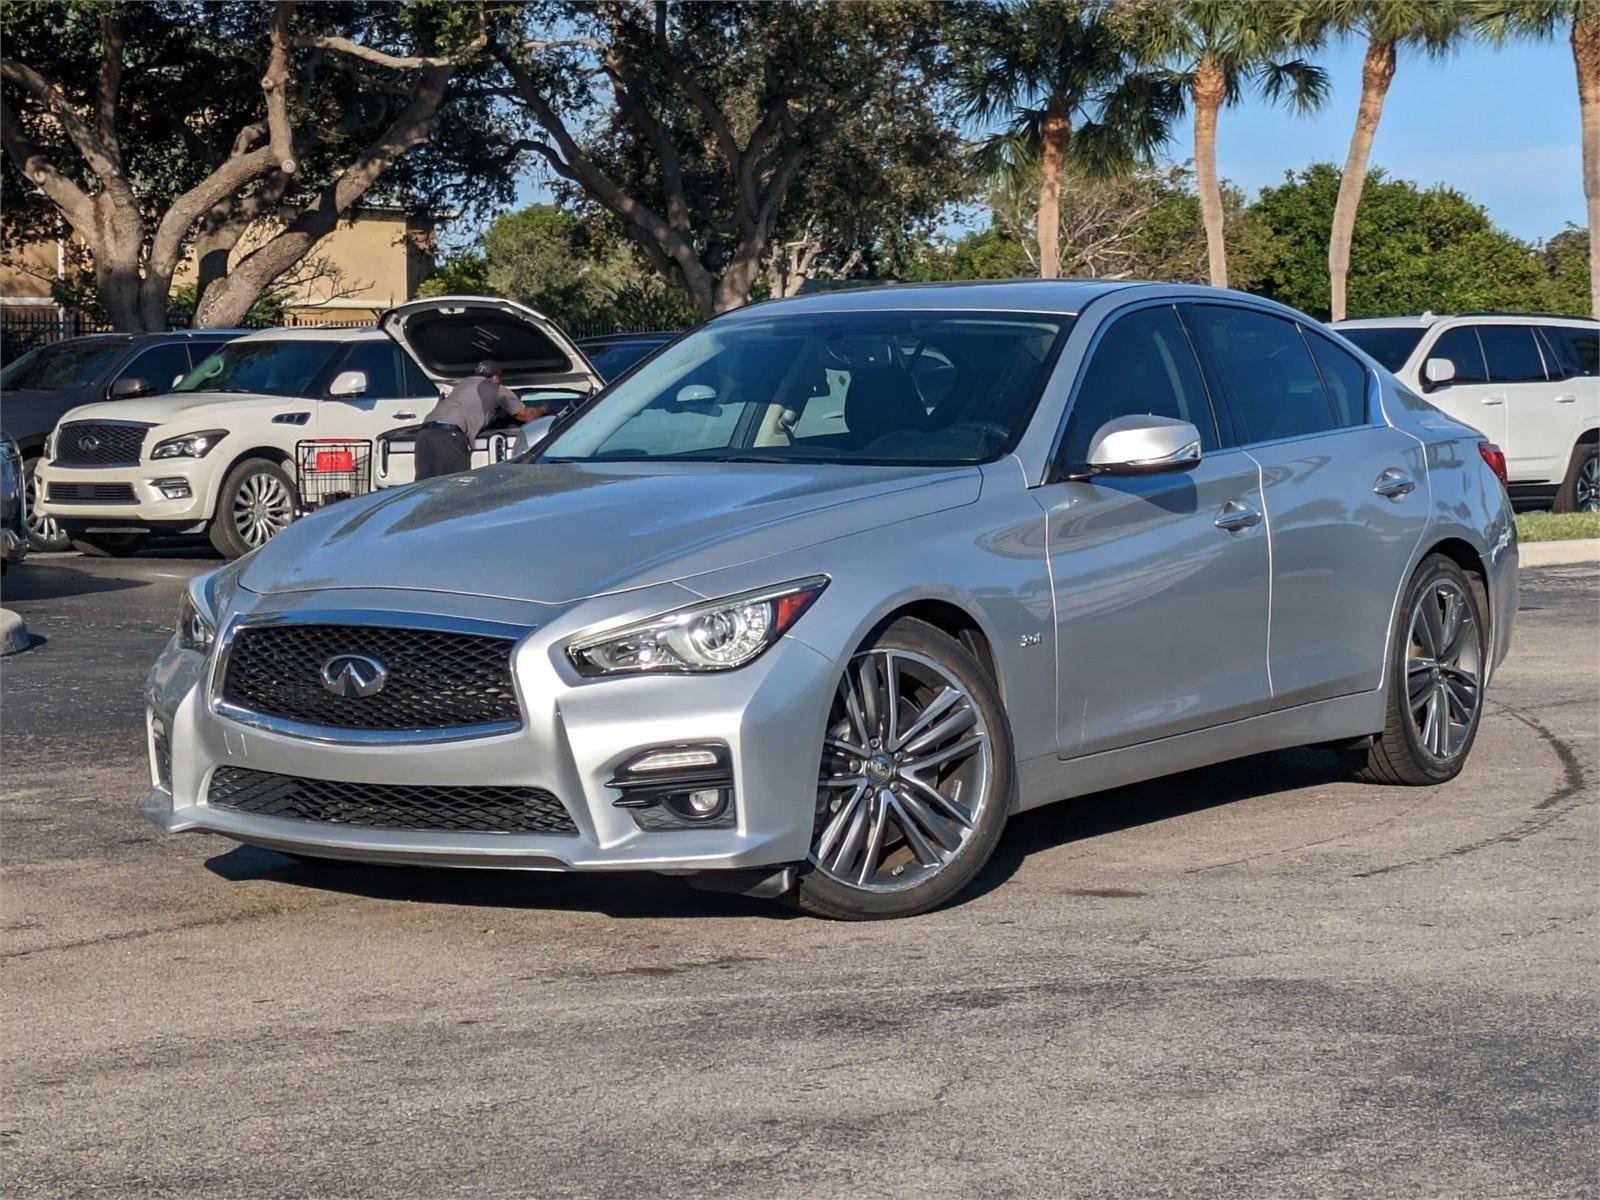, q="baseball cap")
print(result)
[476,358,502,377]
